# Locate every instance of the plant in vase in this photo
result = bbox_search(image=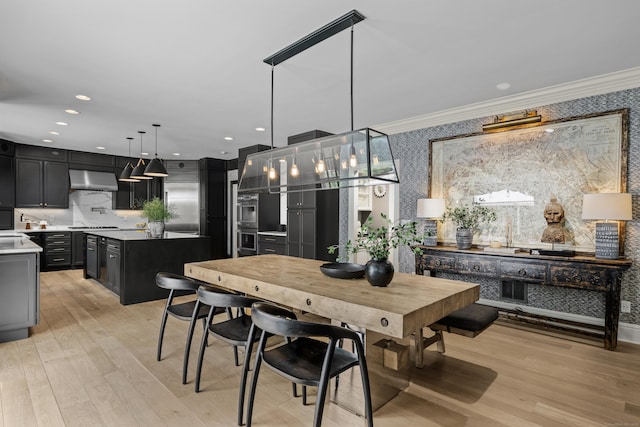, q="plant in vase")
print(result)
[142,197,177,238]
[328,213,423,287]
[440,202,496,249]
